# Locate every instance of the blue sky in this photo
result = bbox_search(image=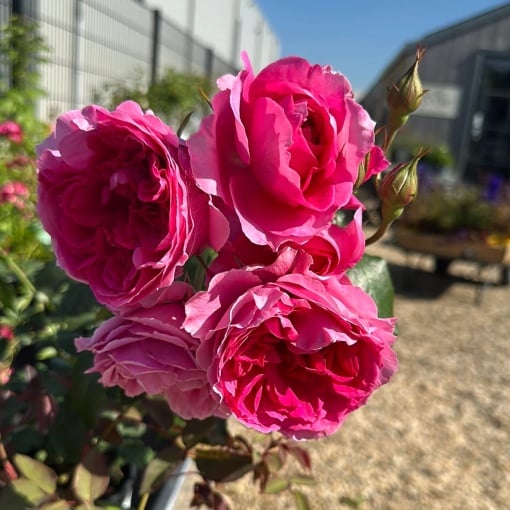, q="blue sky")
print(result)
[256,0,509,94]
